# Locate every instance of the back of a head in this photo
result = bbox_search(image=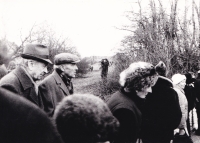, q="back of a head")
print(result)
[185,72,195,84]
[54,94,119,143]
[0,87,63,143]
[155,61,167,77]
[172,73,186,85]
